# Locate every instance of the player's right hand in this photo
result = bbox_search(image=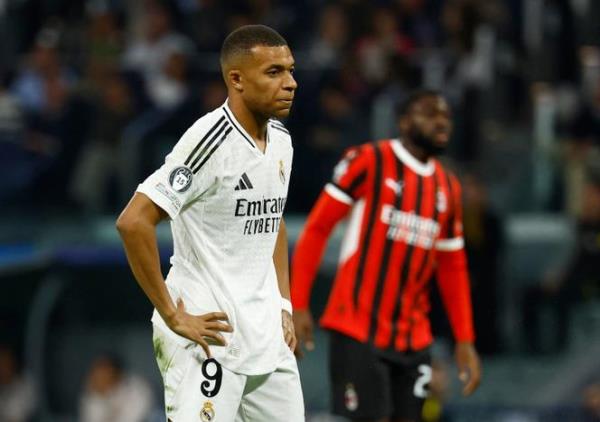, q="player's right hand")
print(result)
[166,298,233,358]
[455,342,481,396]
[293,309,315,358]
